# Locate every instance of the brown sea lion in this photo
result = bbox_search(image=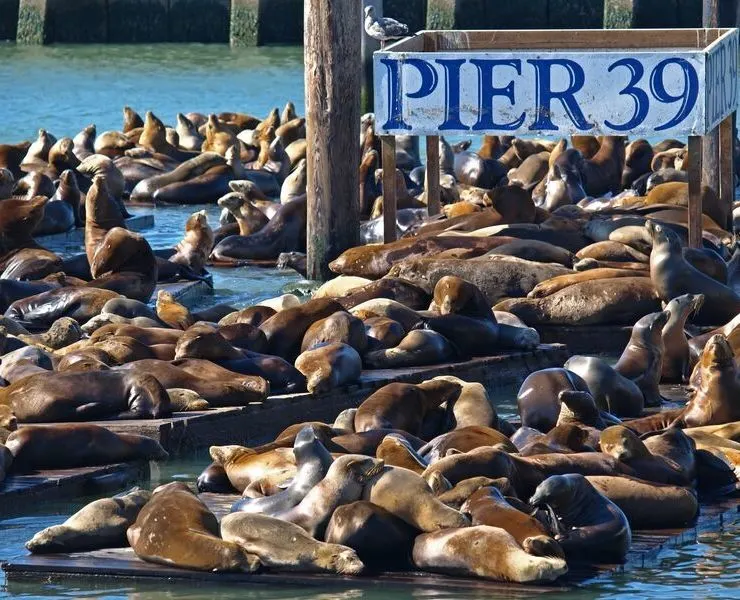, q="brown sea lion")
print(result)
[517,368,592,433]
[217,191,270,236]
[219,305,276,327]
[614,310,669,407]
[354,380,462,435]
[127,482,259,572]
[432,376,500,430]
[363,329,458,369]
[221,513,363,574]
[647,221,740,324]
[662,293,703,382]
[437,477,515,508]
[336,278,431,311]
[412,526,568,582]
[363,316,405,350]
[0,370,170,422]
[156,291,194,330]
[420,426,516,462]
[0,196,48,254]
[580,136,626,196]
[301,311,367,353]
[376,434,428,474]
[529,474,631,563]
[576,241,649,263]
[429,275,494,320]
[294,342,362,394]
[5,423,167,470]
[586,475,698,529]
[642,428,697,481]
[461,487,564,557]
[565,356,645,417]
[5,287,120,328]
[26,488,152,553]
[169,210,214,274]
[209,445,296,494]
